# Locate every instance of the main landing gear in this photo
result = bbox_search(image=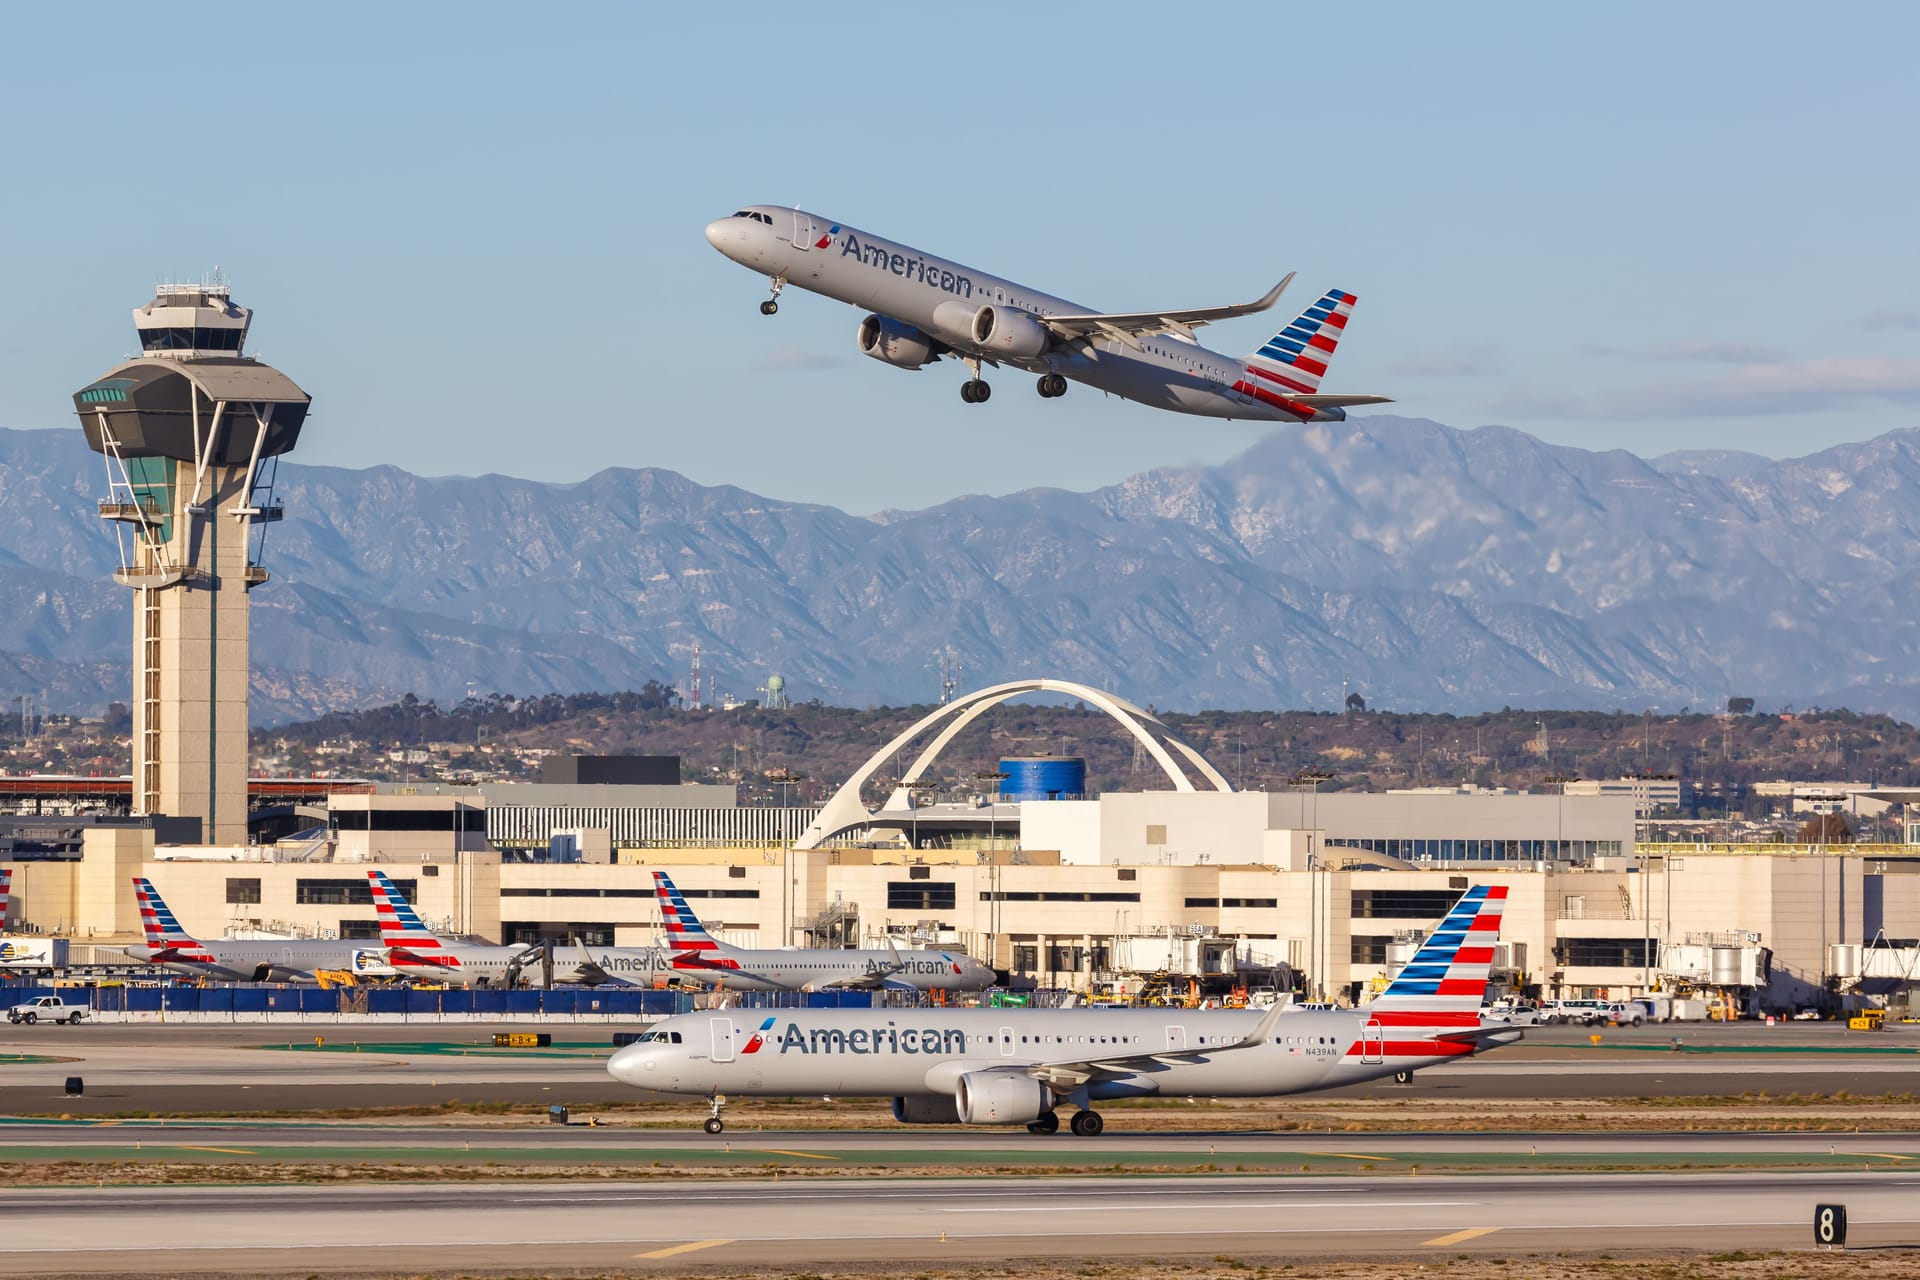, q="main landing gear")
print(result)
[1026,1112,1060,1135]
[760,276,786,315]
[1069,1109,1104,1137]
[703,1094,727,1134]
[1036,373,1068,398]
[959,355,991,403]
